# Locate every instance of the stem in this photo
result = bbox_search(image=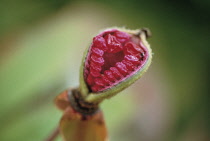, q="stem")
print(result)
[45,125,60,141]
